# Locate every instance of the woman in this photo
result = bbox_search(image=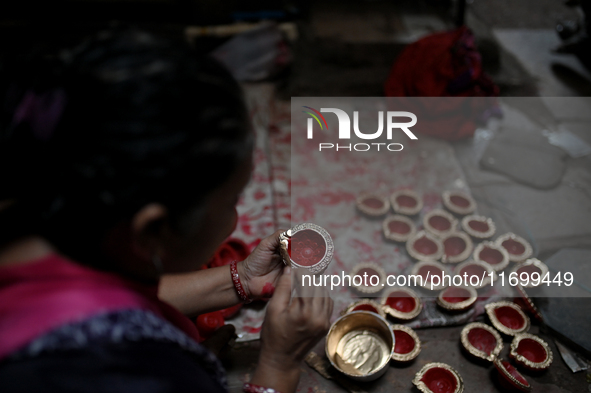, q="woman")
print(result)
[0,29,333,393]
